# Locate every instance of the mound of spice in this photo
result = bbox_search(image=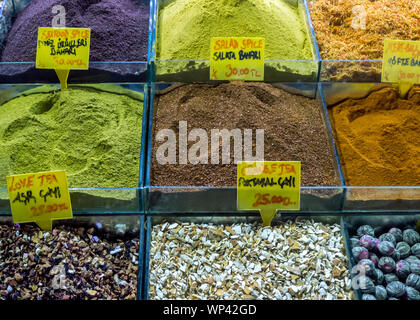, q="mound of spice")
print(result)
[1,0,150,62]
[329,85,420,186]
[0,224,139,300]
[0,85,143,196]
[150,82,340,187]
[149,220,352,300]
[309,0,420,60]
